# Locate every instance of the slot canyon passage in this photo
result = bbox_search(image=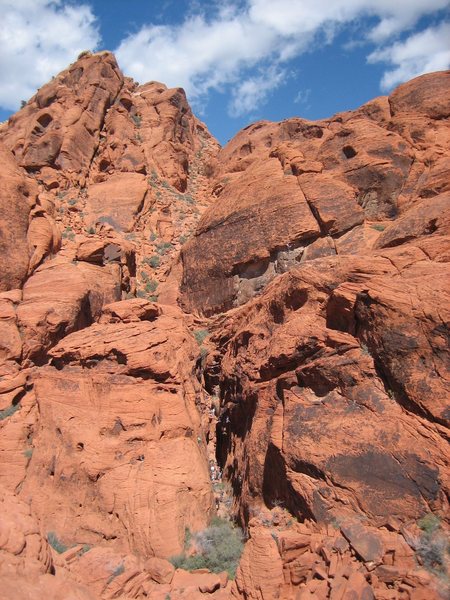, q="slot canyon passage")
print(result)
[0,51,449,600]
